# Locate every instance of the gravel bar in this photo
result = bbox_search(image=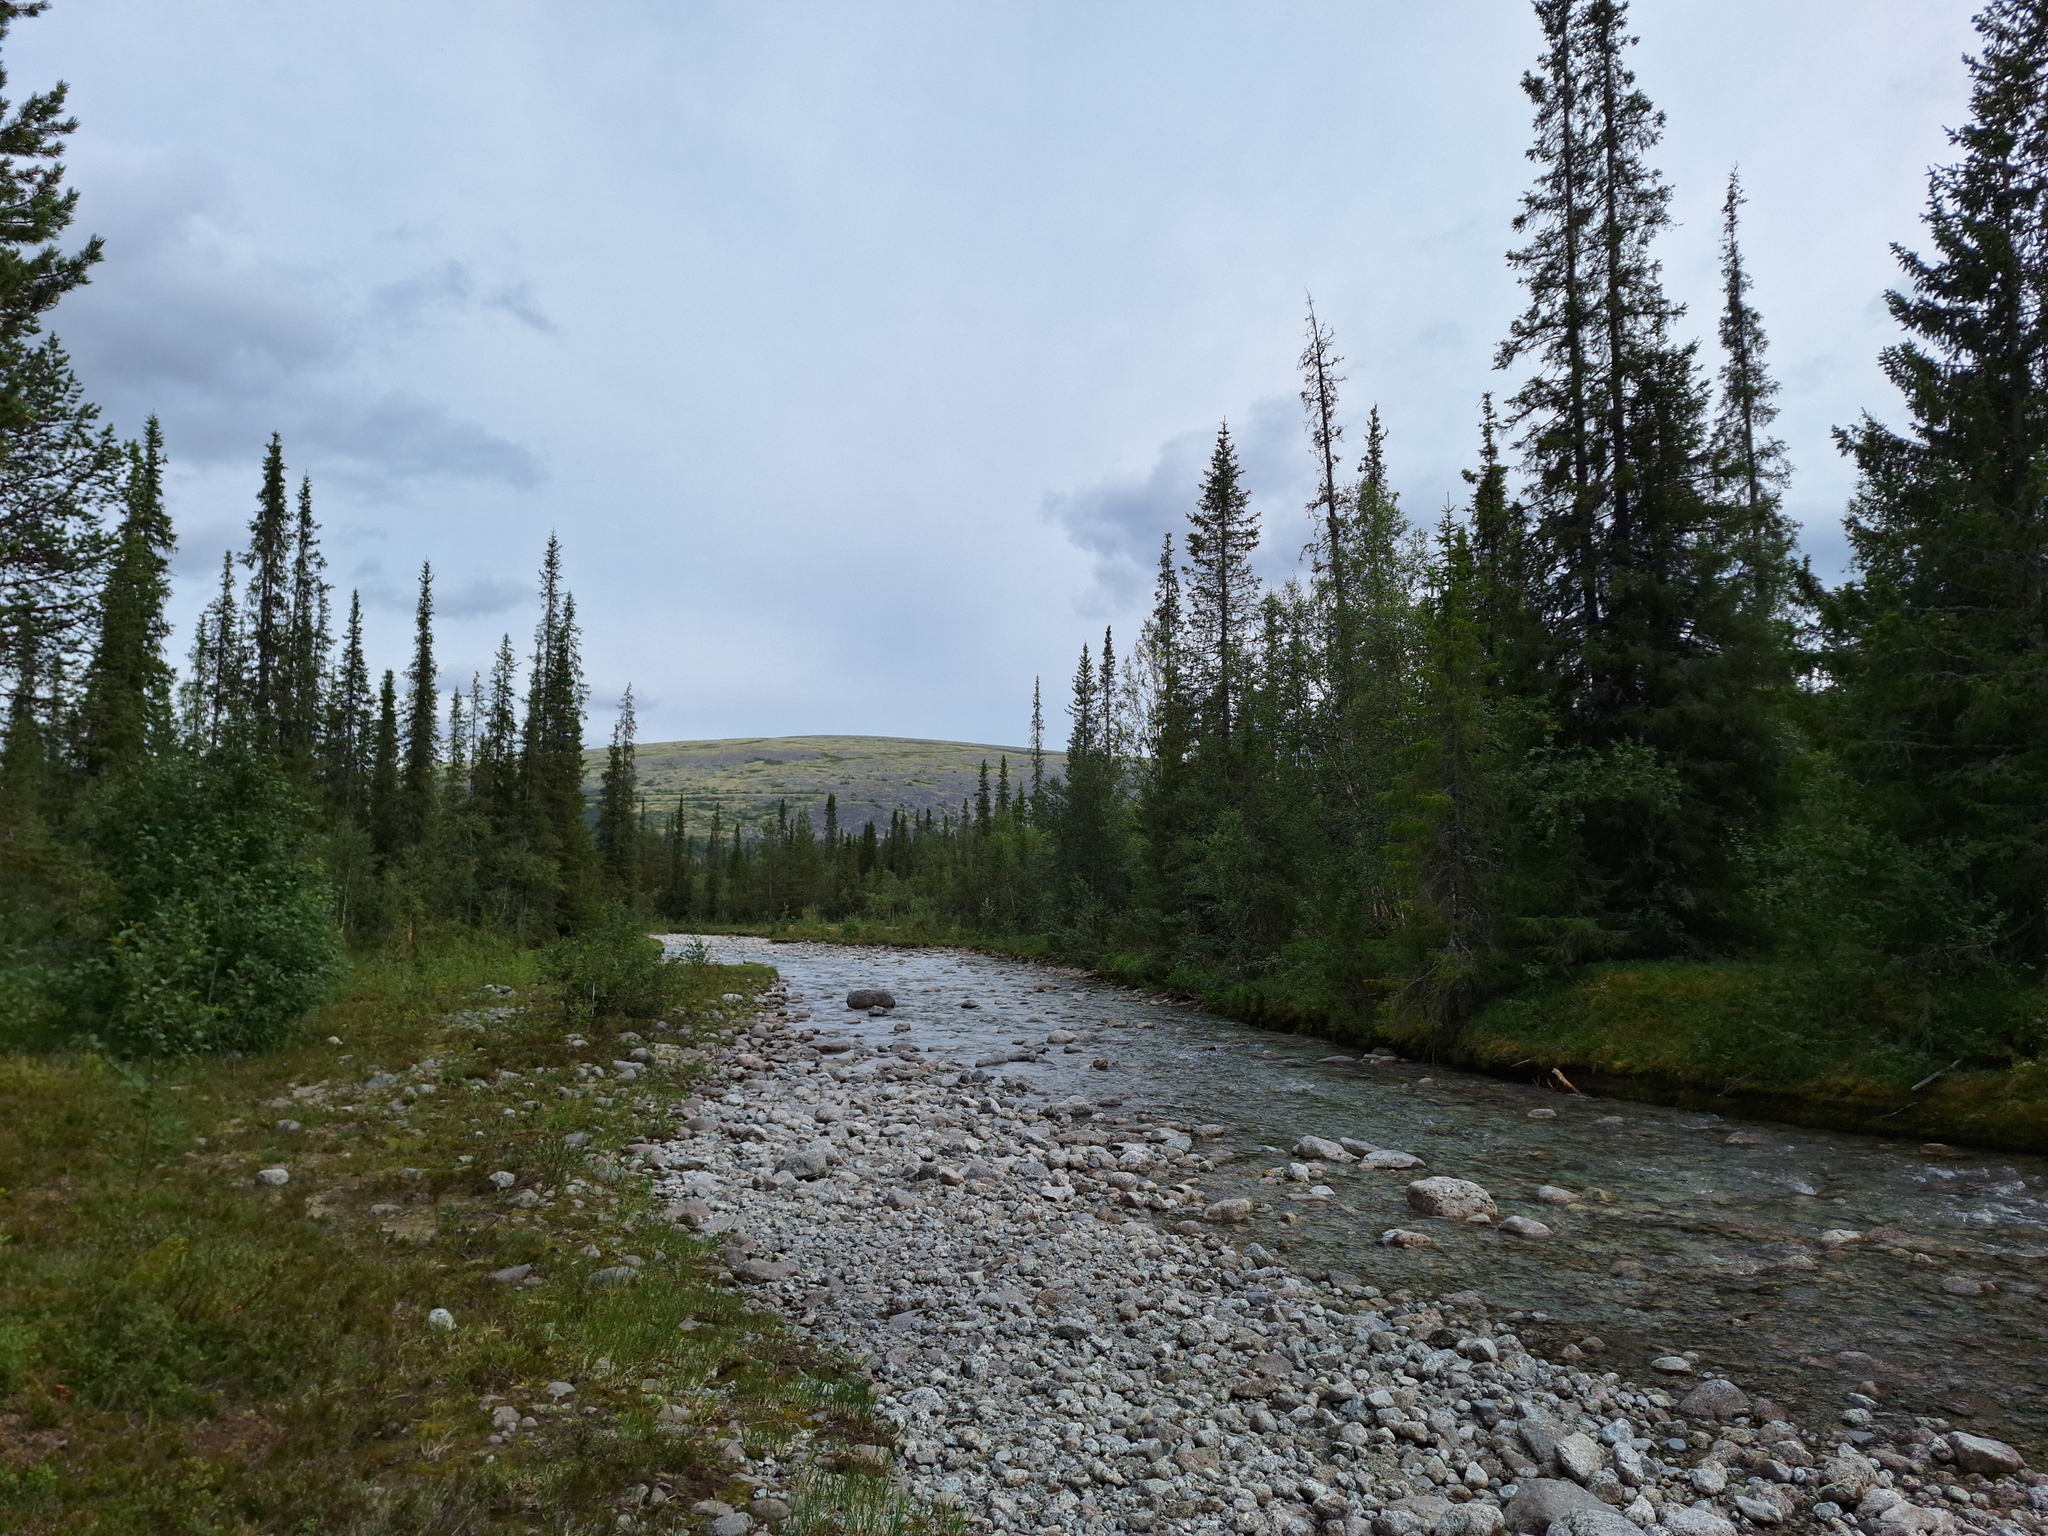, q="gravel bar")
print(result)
[642,976,2046,1536]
